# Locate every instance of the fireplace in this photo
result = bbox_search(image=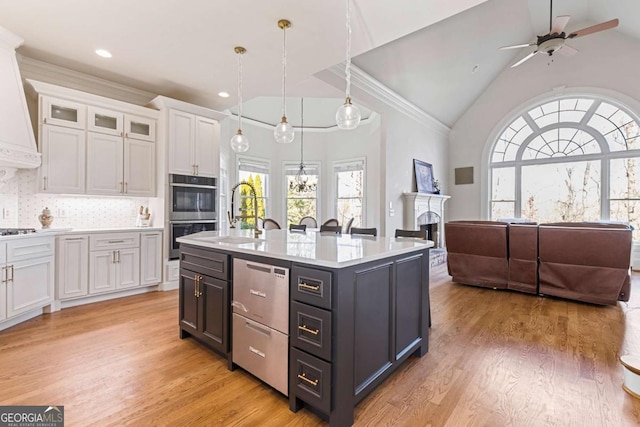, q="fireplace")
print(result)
[402,193,450,248]
[418,212,440,247]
